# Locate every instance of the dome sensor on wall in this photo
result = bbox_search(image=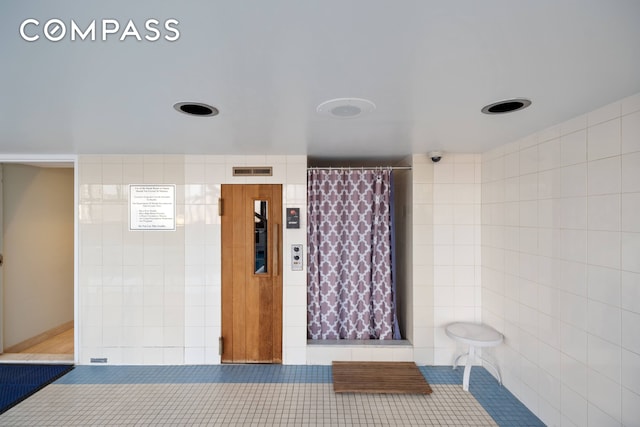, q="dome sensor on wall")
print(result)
[481,98,531,114]
[173,102,219,117]
[429,151,443,163]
